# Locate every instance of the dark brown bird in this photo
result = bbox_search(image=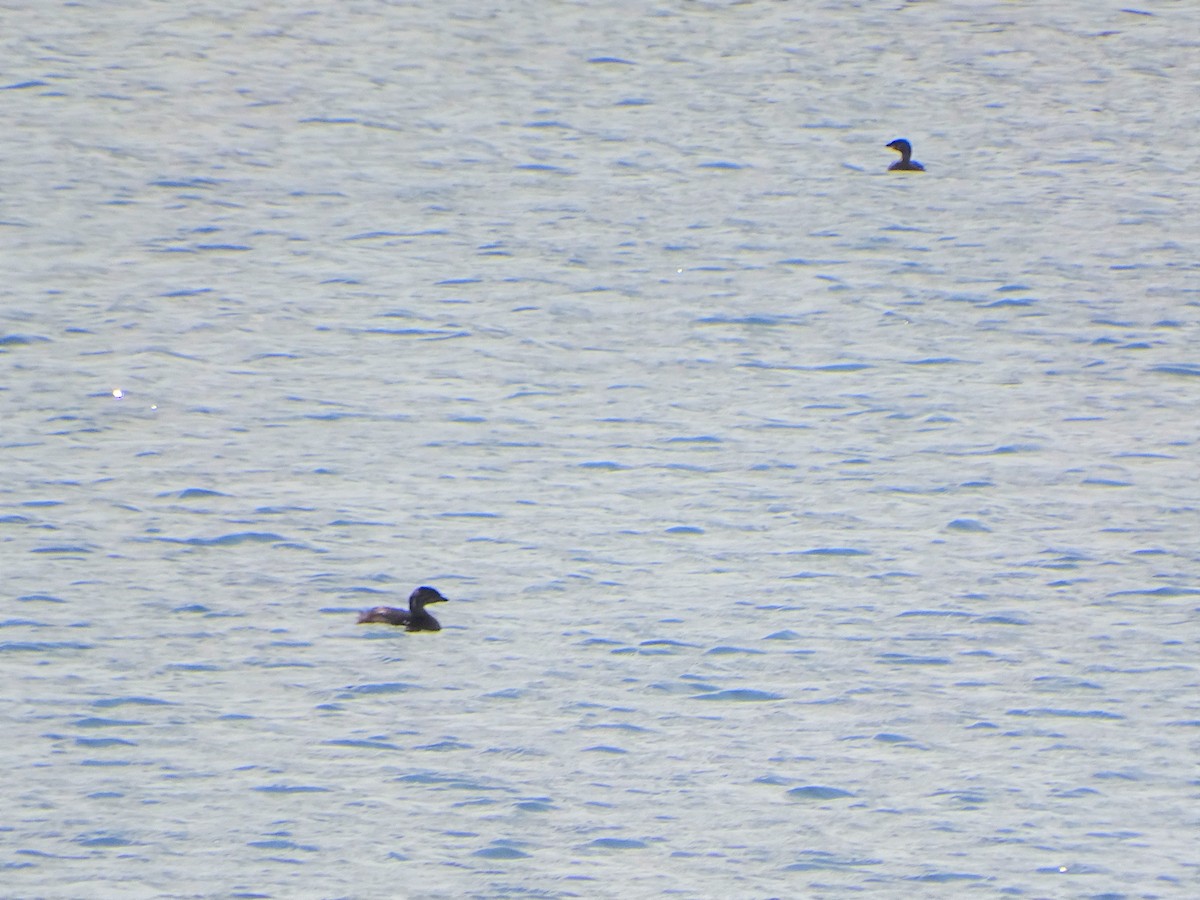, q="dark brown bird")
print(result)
[357,586,449,632]
[886,138,924,171]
